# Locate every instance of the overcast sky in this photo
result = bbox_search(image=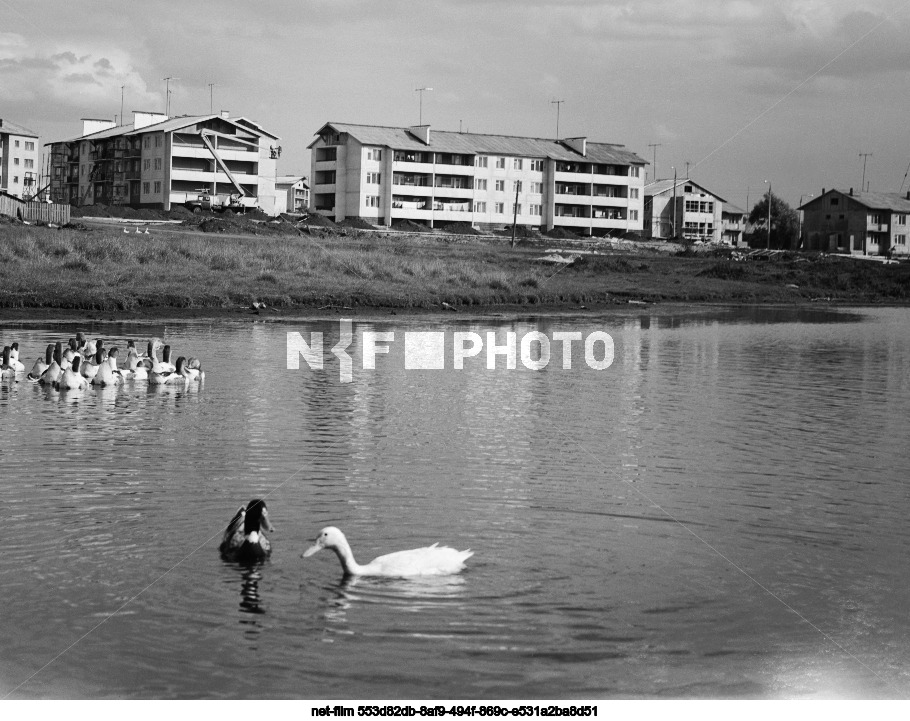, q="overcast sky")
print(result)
[3,0,910,210]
